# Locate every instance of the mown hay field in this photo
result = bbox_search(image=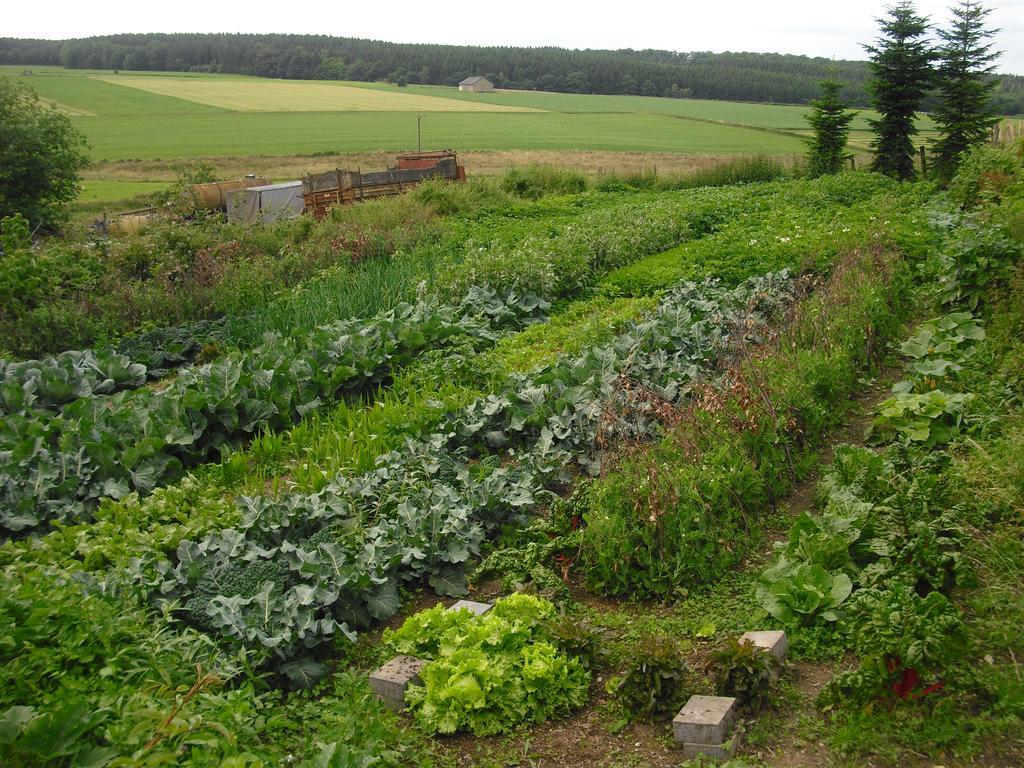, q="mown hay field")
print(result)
[96,74,540,113]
